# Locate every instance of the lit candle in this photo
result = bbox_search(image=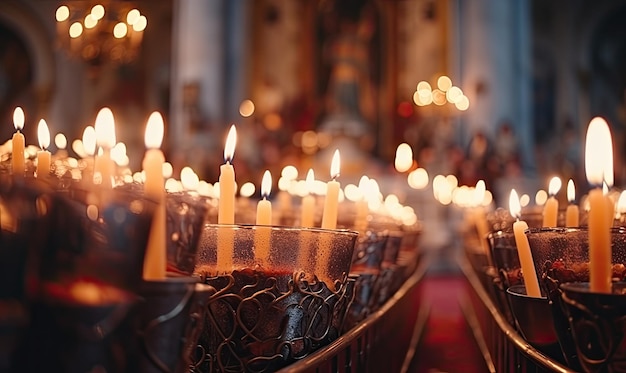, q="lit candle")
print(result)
[93,108,116,188]
[255,170,272,265]
[317,150,341,284]
[585,117,613,293]
[321,149,341,230]
[509,189,541,297]
[36,119,51,178]
[300,169,316,228]
[473,180,491,256]
[542,176,561,227]
[11,107,25,175]
[217,125,237,272]
[142,111,166,280]
[353,175,370,232]
[565,179,579,227]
